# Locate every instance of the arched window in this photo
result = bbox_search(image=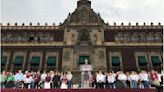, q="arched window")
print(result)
[12,34,19,42]
[1,34,6,42]
[147,32,155,42]
[40,33,46,42]
[124,32,131,42]
[37,32,43,42]
[154,32,162,42]
[21,32,28,42]
[44,34,53,42]
[139,32,147,42]
[115,32,124,42]
[29,33,35,42]
[17,35,22,42]
[13,33,19,42]
[131,32,139,42]
[6,33,13,42]
[44,34,48,42]
[49,35,54,41]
